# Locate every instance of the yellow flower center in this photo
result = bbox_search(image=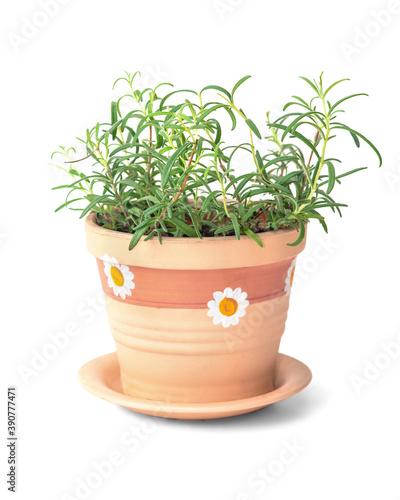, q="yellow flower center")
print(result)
[110,266,125,287]
[219,297,239,317]
[290,266,295,286]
